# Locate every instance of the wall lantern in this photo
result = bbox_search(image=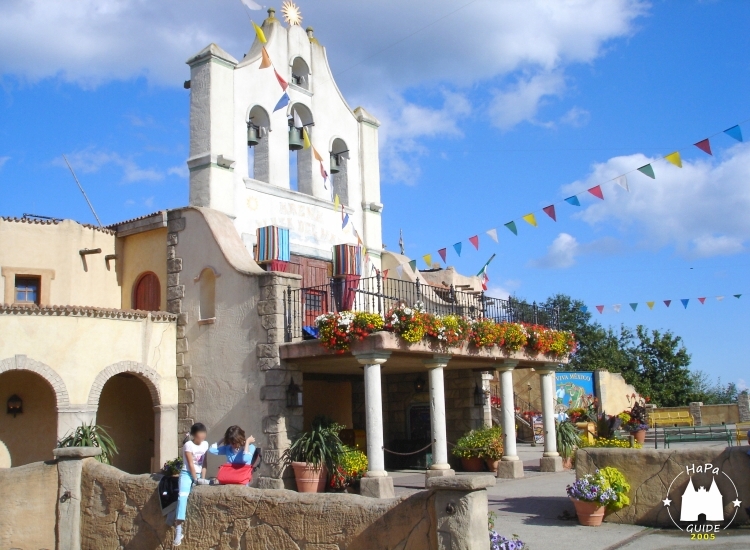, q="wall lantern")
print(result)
[414,375,427,393]
[7,394,22,417]
[286,381,303,408]
[473,384,486,407]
